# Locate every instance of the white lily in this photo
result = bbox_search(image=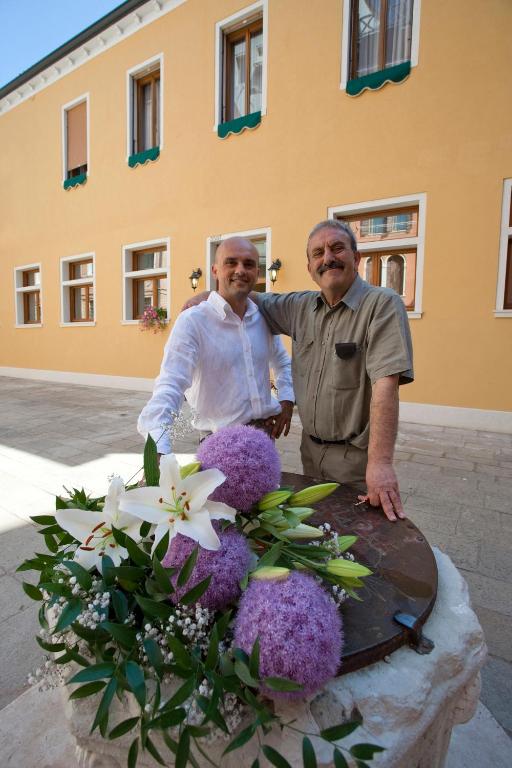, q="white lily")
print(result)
[55,477,142,573]
[118,454,236,554]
